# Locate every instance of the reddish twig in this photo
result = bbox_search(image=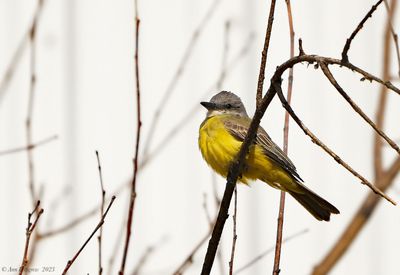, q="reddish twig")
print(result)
[273,0,295,273]
[341,0,384,62]
[0,135,57,156]
[19,201,44,275]
[95,151,106,275]
[62,196,116,275]
[256,0,277,107]
[119,2,142,273]
[142,0,222,157]
[228,187,238,275]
